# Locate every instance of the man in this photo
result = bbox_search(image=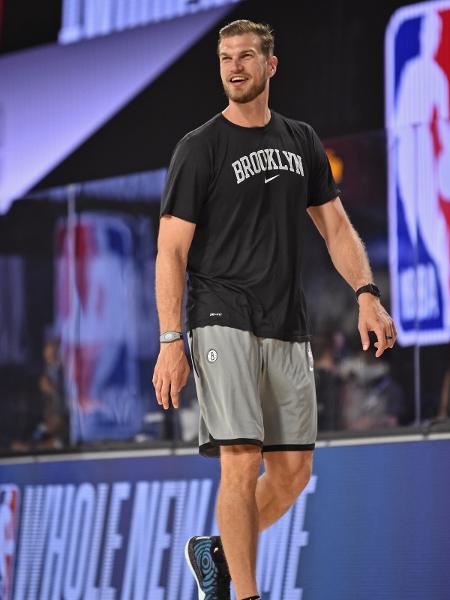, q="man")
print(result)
[152,19,396,600]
